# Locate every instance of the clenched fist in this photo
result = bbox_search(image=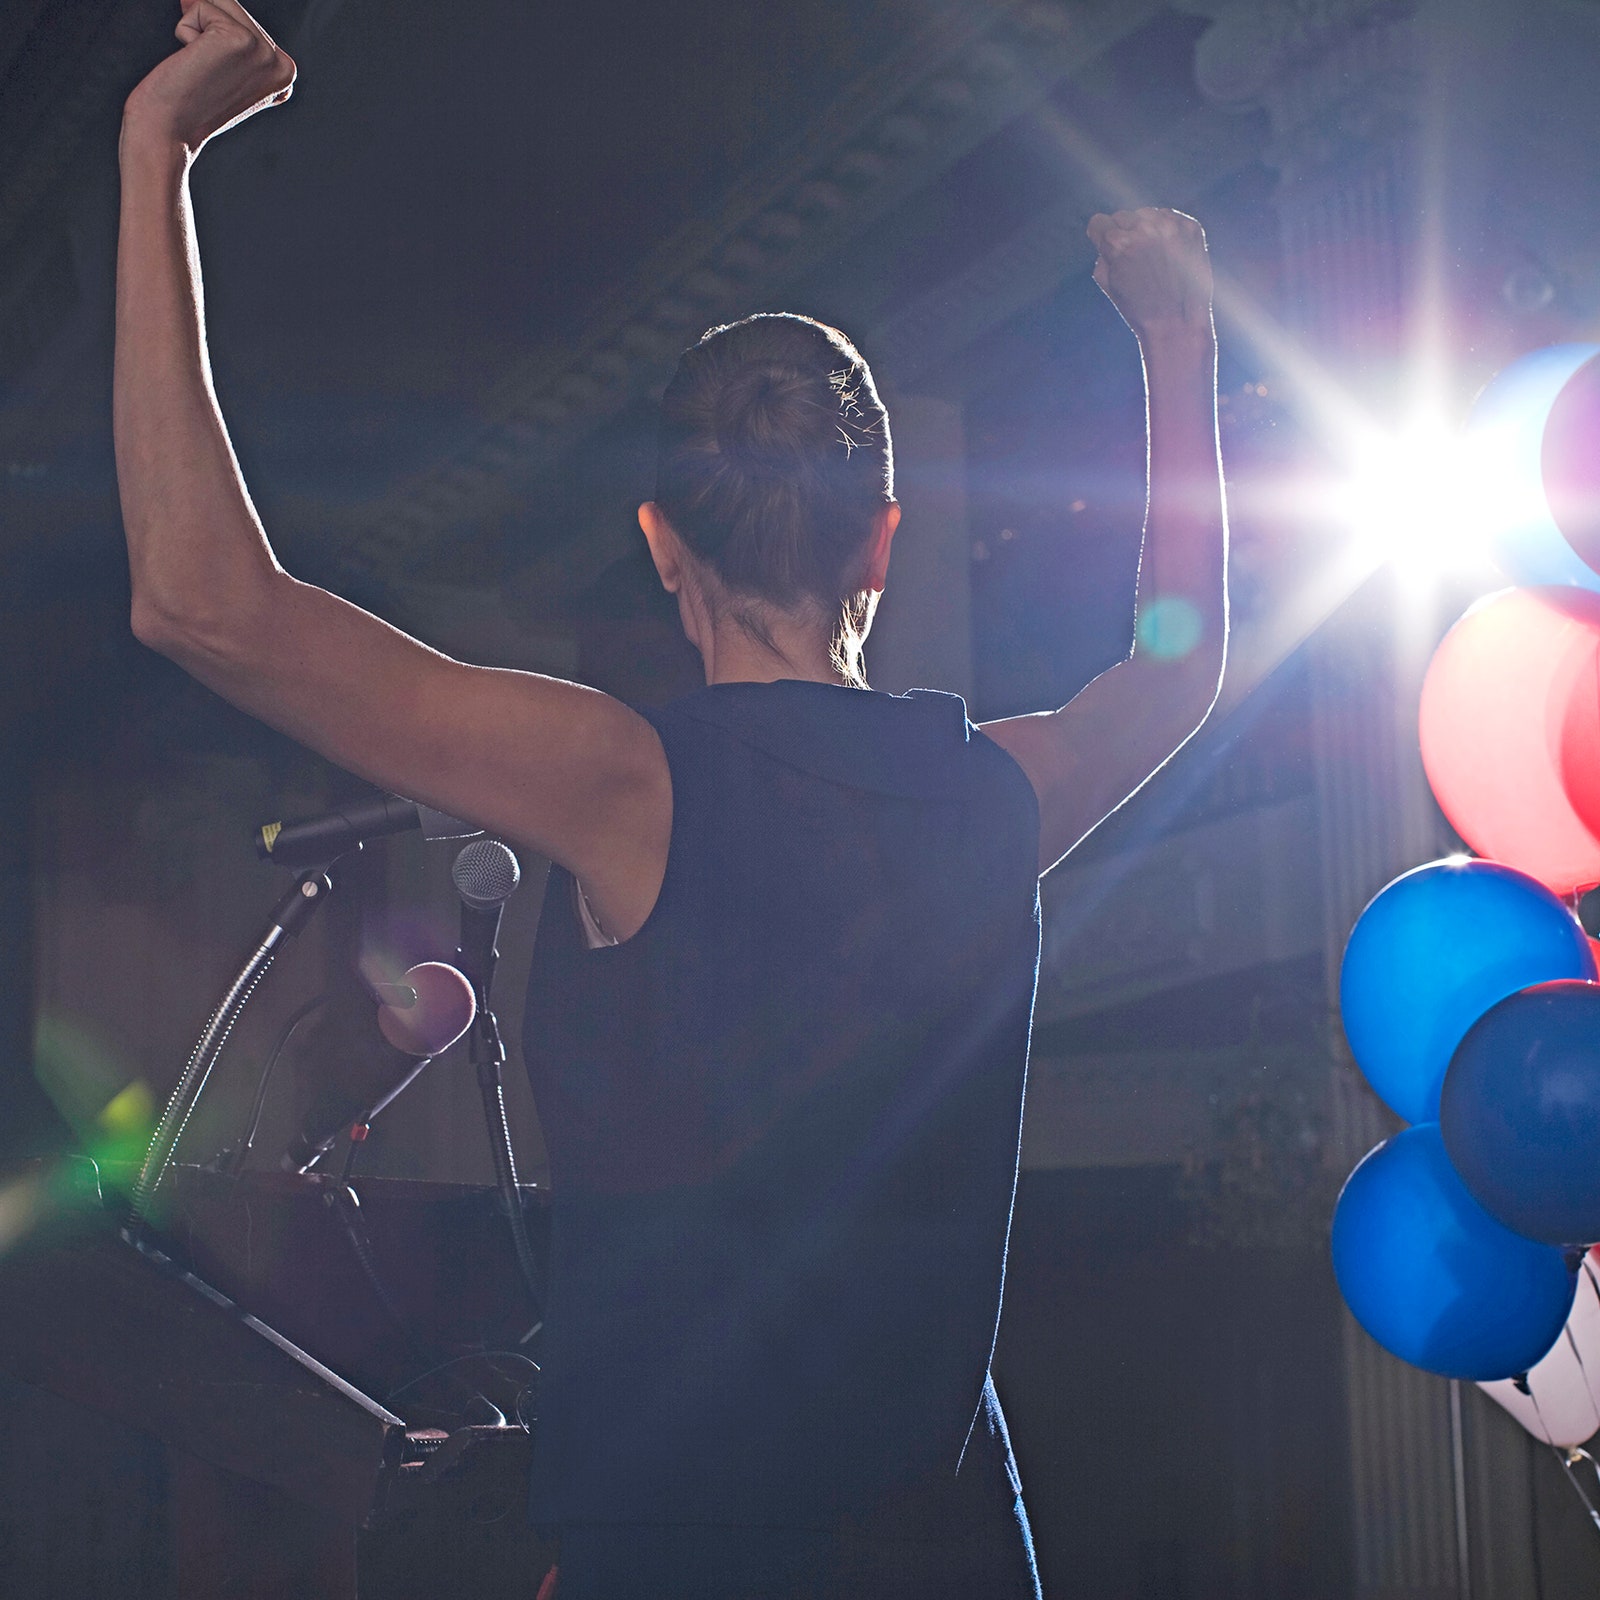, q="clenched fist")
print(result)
[1087,208,1213,344]
[123,0,295,155]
